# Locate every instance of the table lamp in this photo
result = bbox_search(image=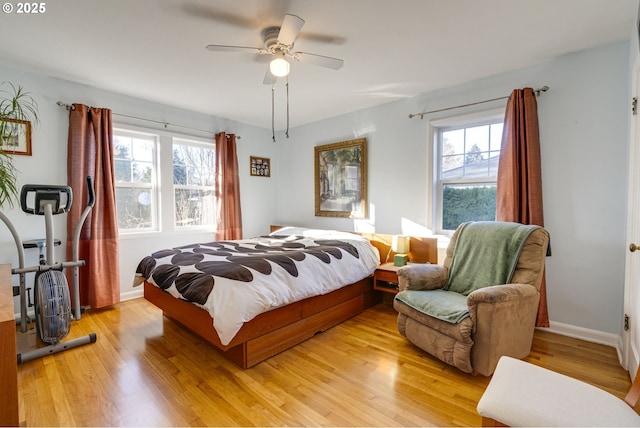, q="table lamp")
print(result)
[392,235,410,266]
